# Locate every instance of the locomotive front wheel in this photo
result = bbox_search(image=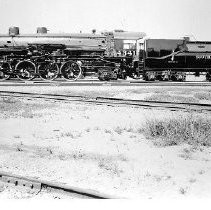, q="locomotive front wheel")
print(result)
[15,60,36,81]
[60,61,82,81]
[38,63,59,81]
[0,63,11,81]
